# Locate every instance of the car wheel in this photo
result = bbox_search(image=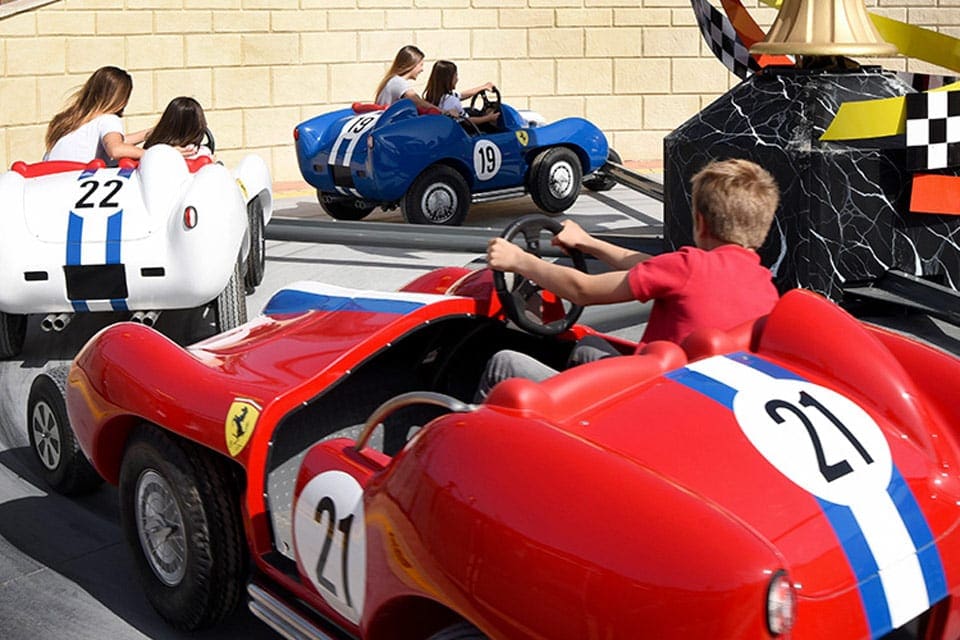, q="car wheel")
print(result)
[583,148,621,192]
[119,426,247,631]
[319,192,376,221]
[243,197,265,292]
[0,311,27,359]
[27,367,104,496]
[401,165,470,226]
[214,260,247,333]
[426,622,488,640]
[528,147,582,214]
